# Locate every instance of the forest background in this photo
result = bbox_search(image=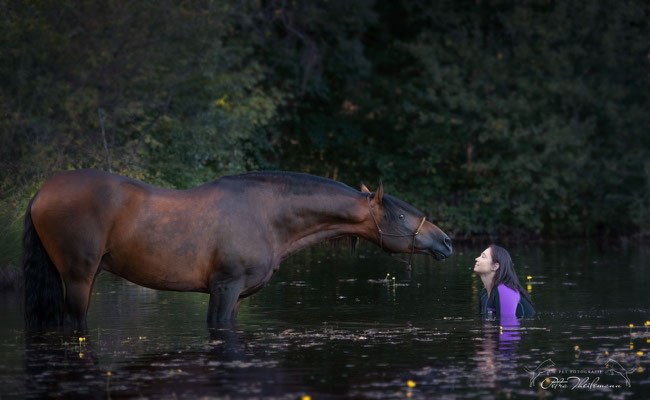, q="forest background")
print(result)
[1,0,648,267]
